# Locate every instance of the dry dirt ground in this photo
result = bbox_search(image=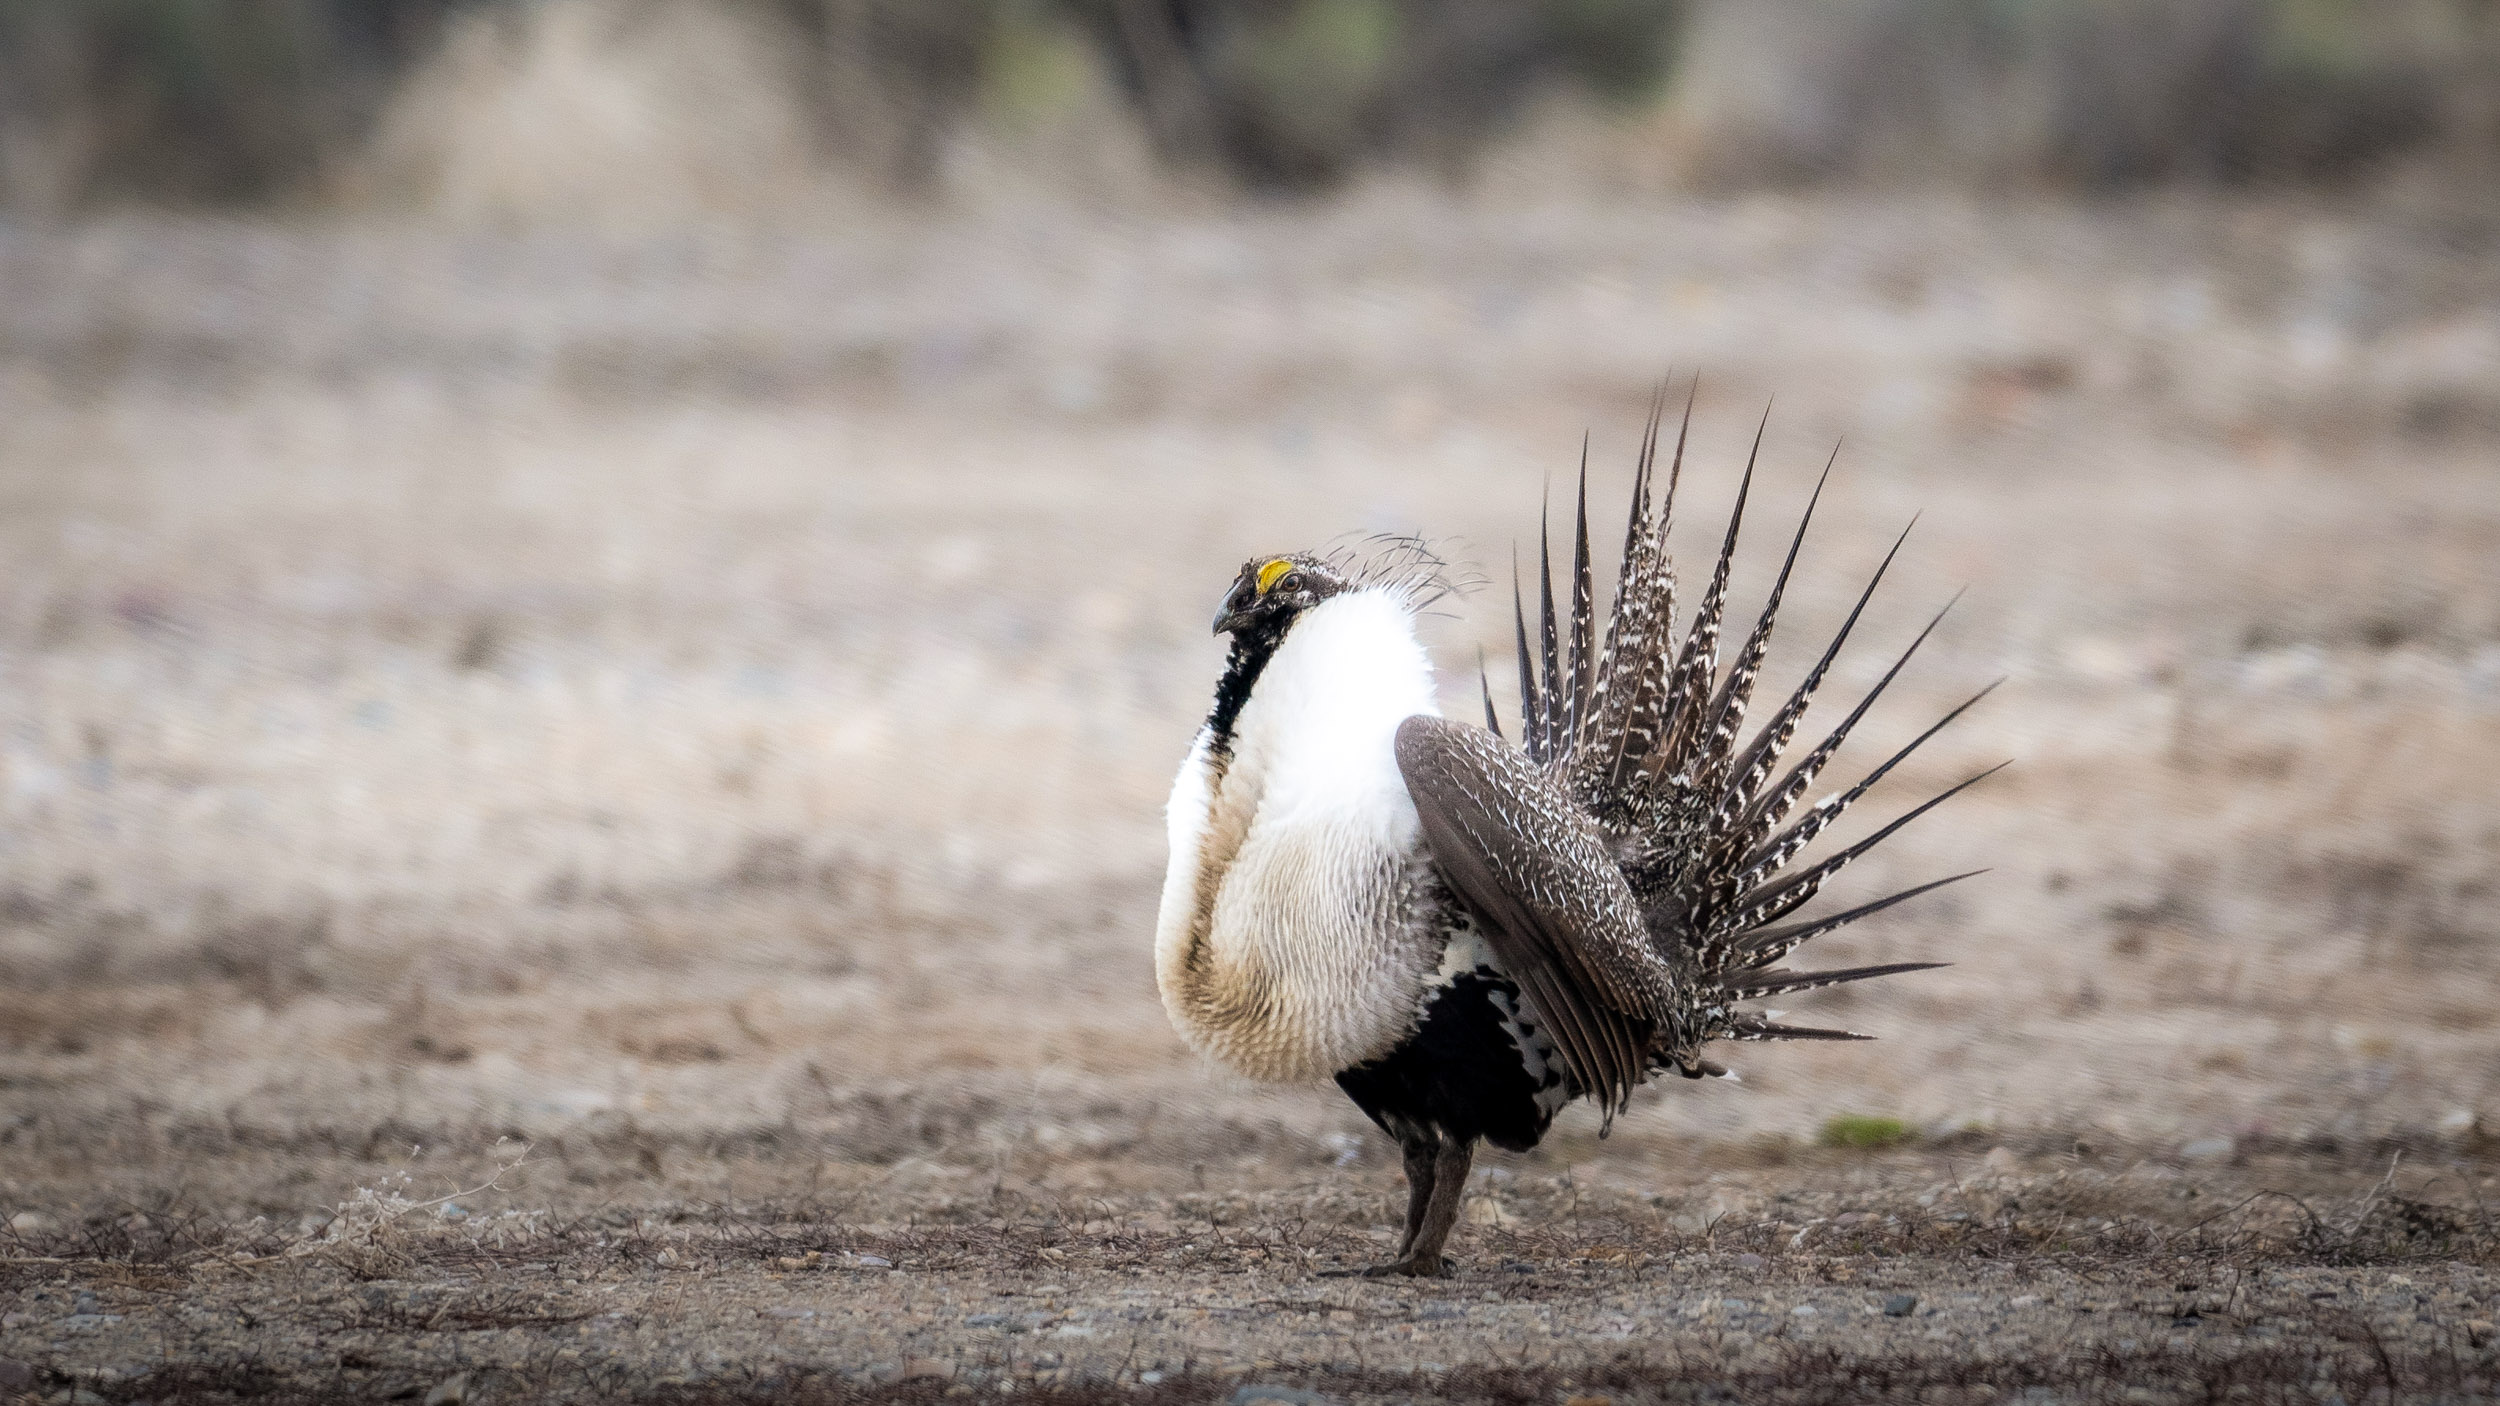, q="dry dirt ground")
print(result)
[0,186,2497,1402]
